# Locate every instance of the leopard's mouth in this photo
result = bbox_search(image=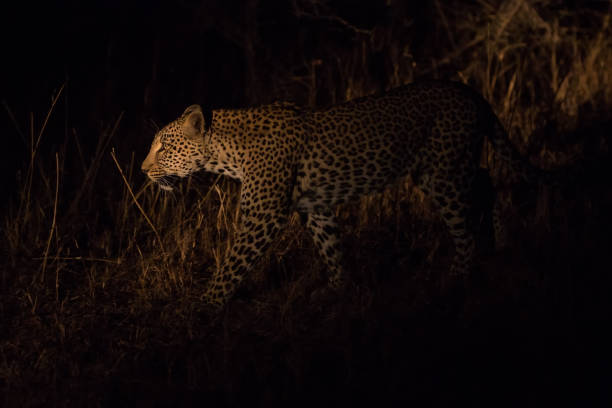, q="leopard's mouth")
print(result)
[147,172,179,192]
